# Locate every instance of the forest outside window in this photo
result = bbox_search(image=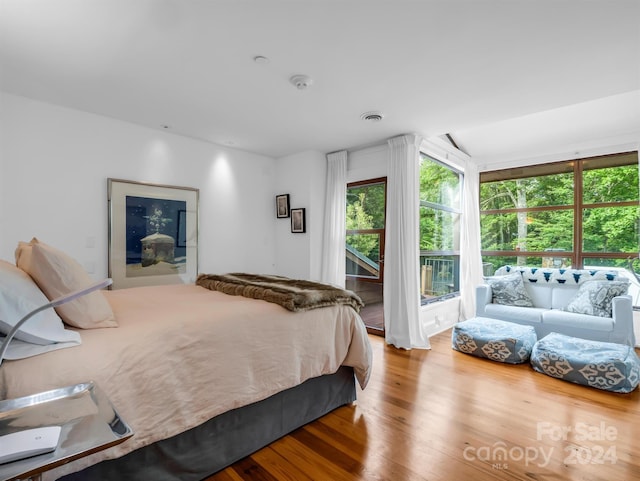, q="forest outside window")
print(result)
[419,154,462,304]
